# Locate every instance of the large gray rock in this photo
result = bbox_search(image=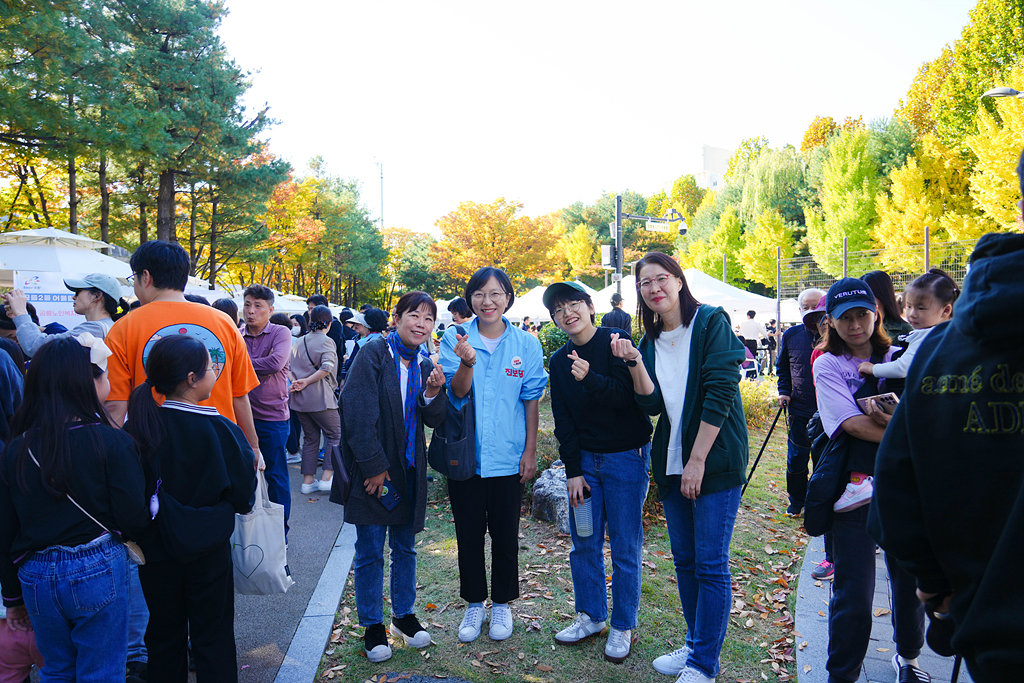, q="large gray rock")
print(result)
[531,460,570,534]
